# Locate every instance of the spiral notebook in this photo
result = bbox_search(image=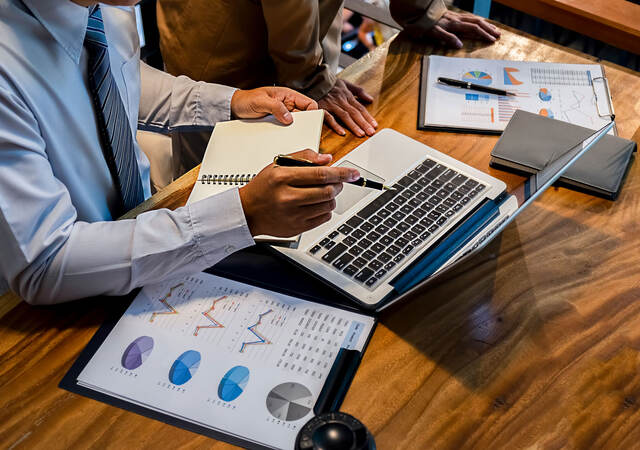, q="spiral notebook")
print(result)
[188,109,325,246]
